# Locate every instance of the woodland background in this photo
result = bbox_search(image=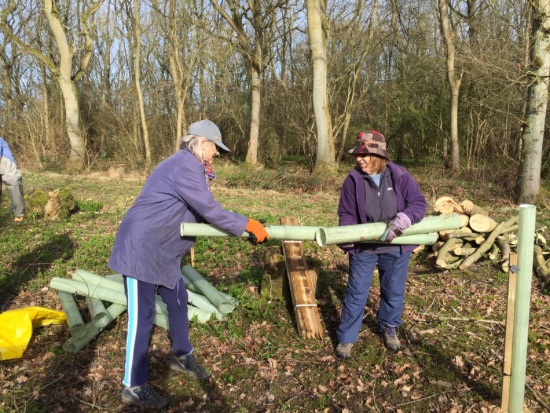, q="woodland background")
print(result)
[0,0,549,202]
